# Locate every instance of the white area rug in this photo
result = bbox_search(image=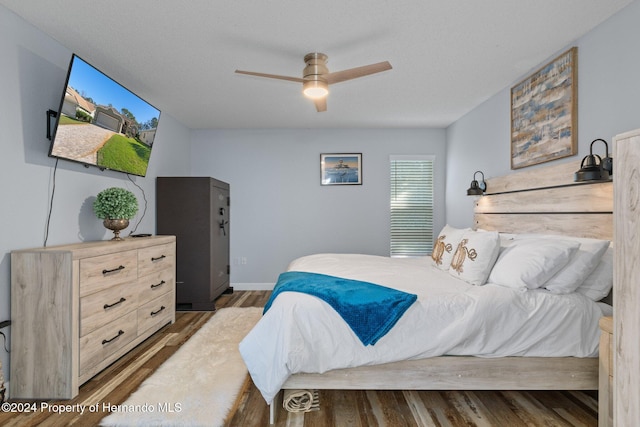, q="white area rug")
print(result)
[101,307,263,427]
